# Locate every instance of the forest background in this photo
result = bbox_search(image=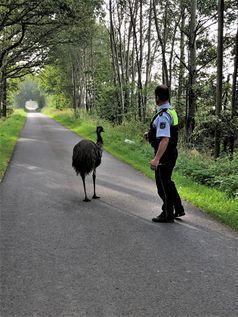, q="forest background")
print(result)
[0,0,238,229]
